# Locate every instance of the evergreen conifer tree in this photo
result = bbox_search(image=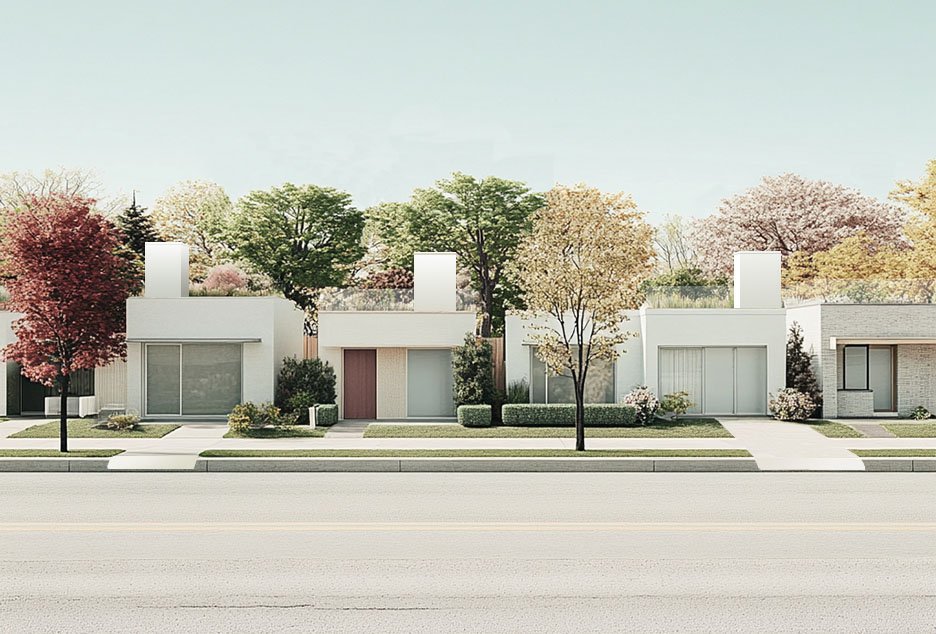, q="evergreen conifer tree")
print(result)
[786,322,822,416]
[117,192,159,257]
